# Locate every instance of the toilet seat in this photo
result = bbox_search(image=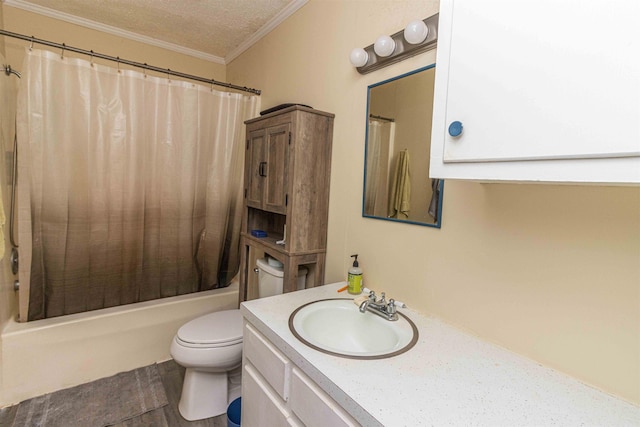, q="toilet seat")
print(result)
[176,309,243,348]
